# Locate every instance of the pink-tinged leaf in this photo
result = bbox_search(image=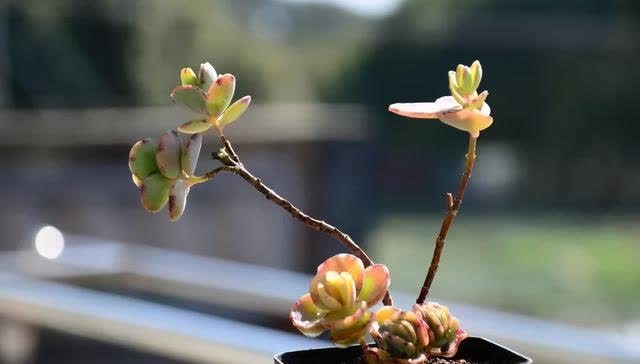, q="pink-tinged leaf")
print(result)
[178,119,212,134]
[129,138,158,179]
[168,179,190,221]
[323,301,368,331]
[206,74,236,117]
[356,264,390,307]
[438,102,493,137]
[217,95,251,129]
[180,133,202,176]
[170,85,207,114]
[328,308,373,347]
[198,62,218,91]
[140,173,172,213]
[290,293,327,337]
[310,254,365,310]
[389,98,461,119]
[316,254,365,290]
[429,329,468,358]
[156,130,182,179]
